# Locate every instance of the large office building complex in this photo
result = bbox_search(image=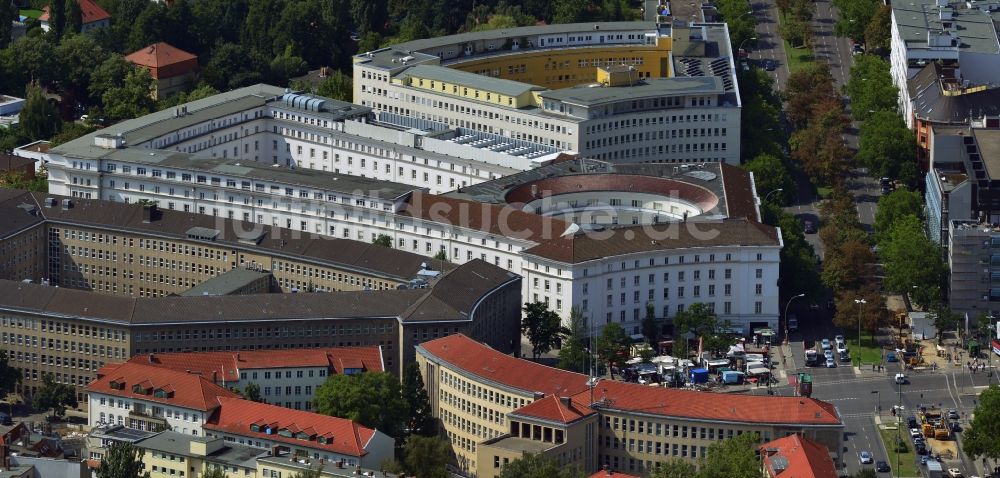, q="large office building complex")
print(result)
[416,334,843,478]
[353,21,742,164]
[0,190,521,401]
